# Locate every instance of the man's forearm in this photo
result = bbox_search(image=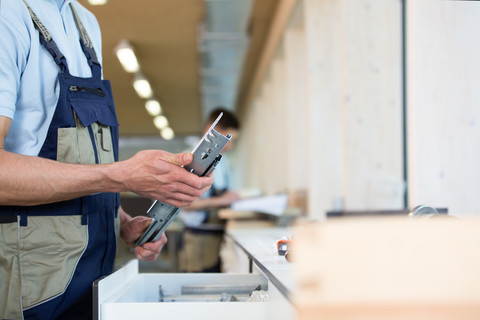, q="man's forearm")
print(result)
[0,146,214,208]
[183,197,221,211]
[0,149,122,206]
[183,191,240,211]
